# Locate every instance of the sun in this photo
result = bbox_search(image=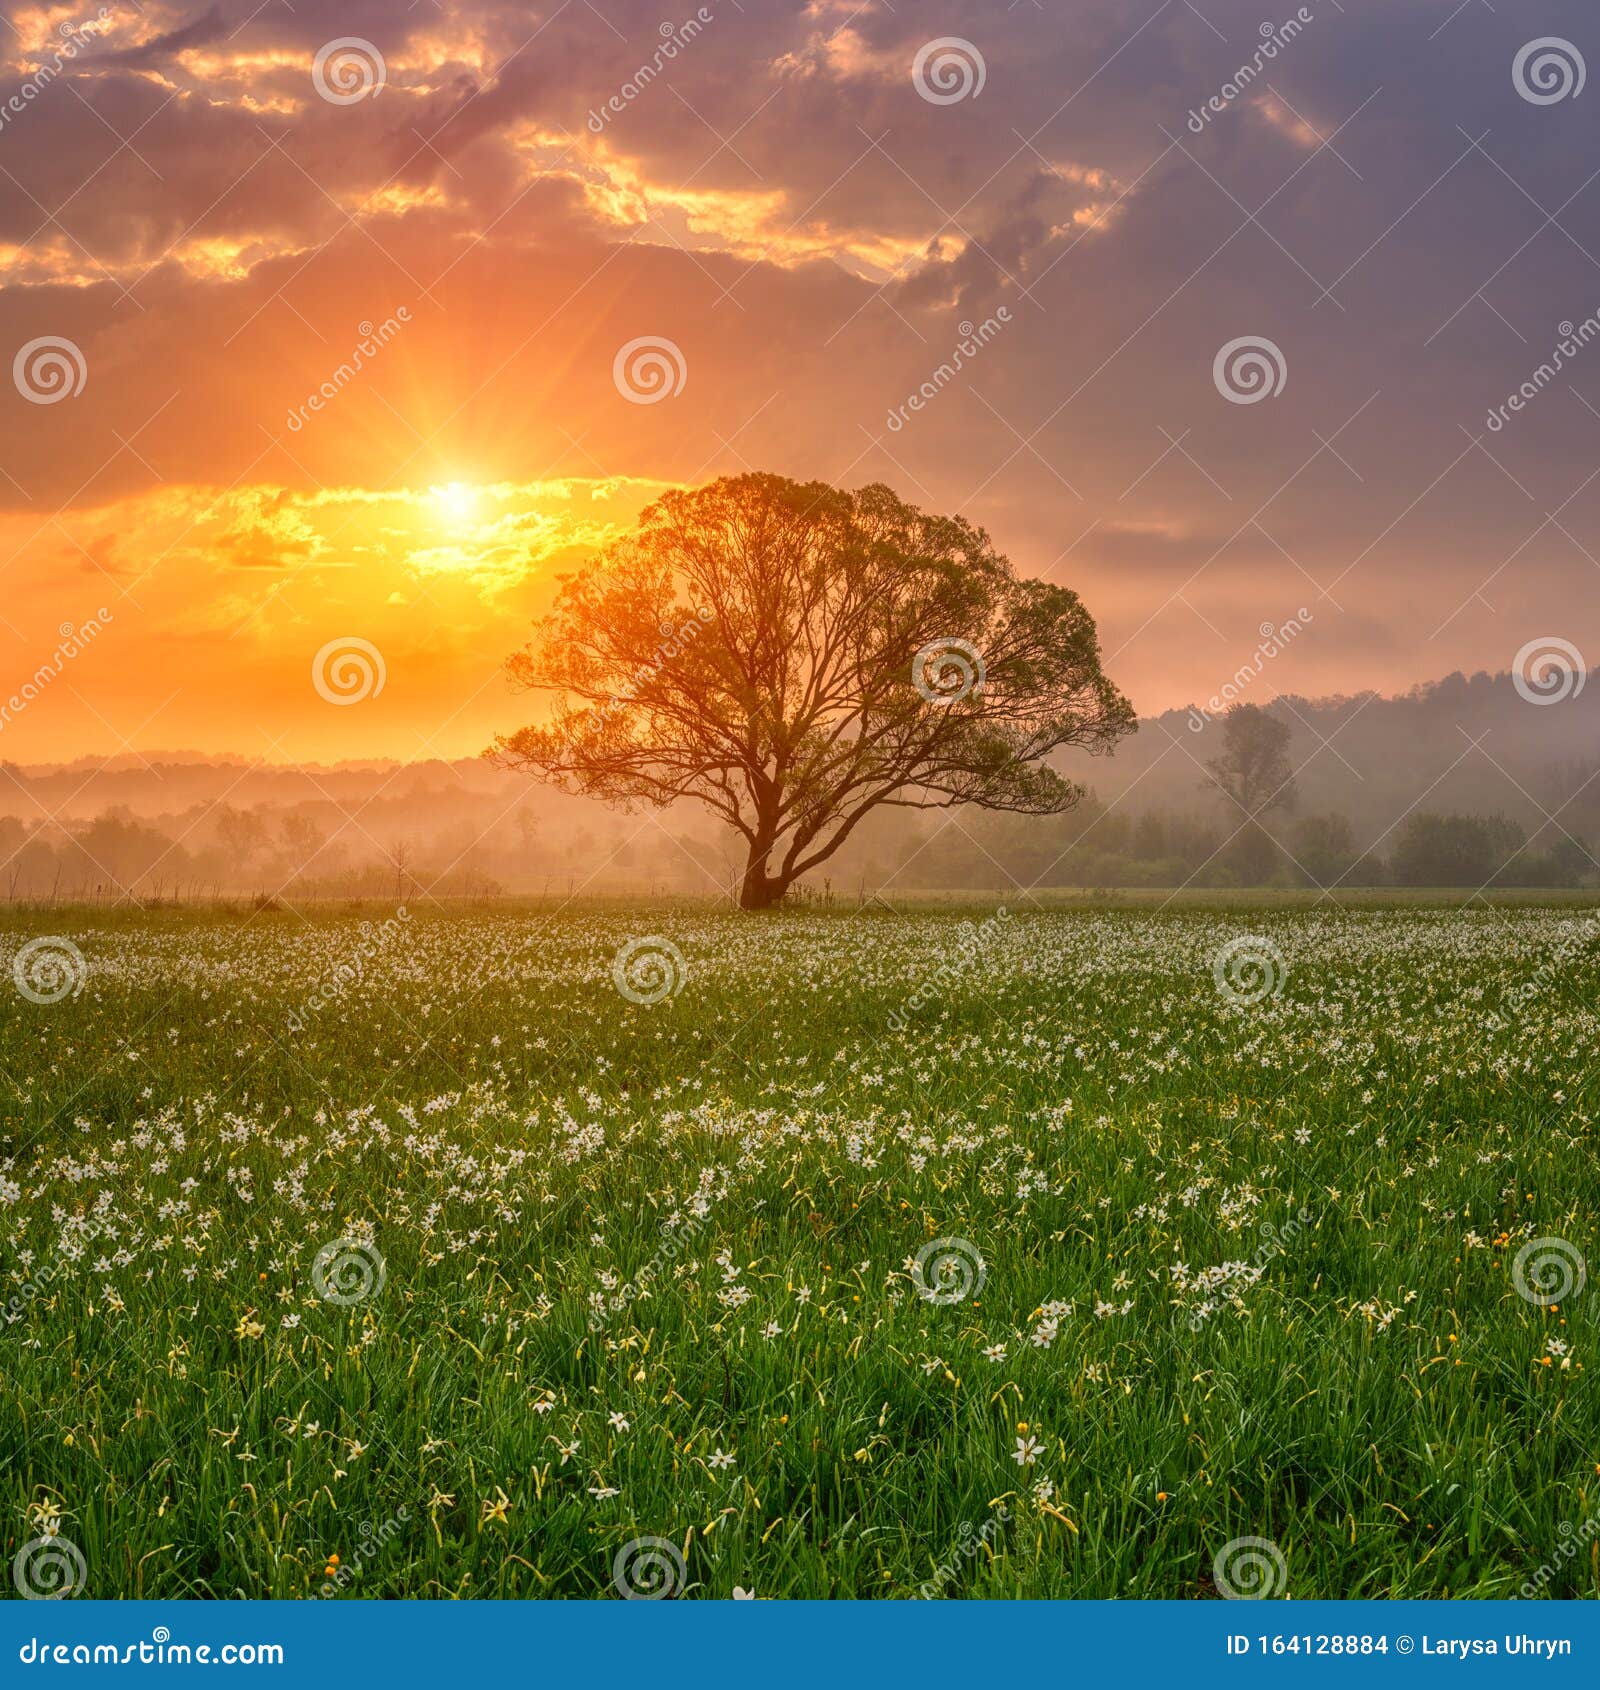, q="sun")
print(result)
[430,481,479,524]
